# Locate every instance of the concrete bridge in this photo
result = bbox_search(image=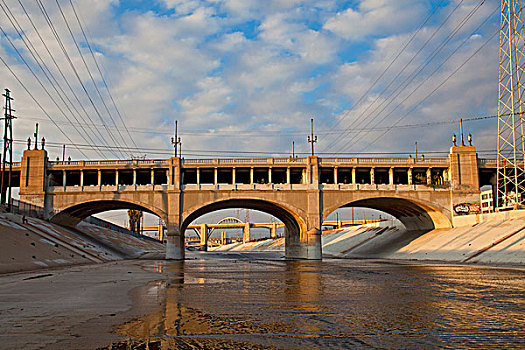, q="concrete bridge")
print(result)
[12,141,496,260]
